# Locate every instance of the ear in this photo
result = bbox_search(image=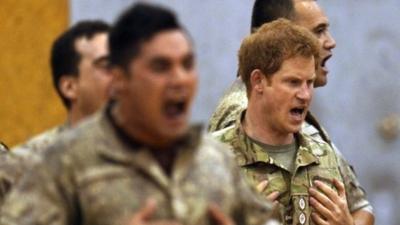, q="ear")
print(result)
[249,69,266,94]
[110,67,127,97]
[59,75,78,102]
